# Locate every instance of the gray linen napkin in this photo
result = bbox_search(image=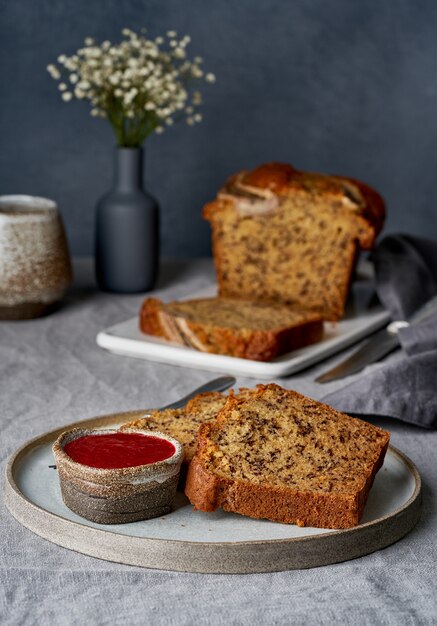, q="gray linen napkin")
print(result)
[321,235,437,429]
